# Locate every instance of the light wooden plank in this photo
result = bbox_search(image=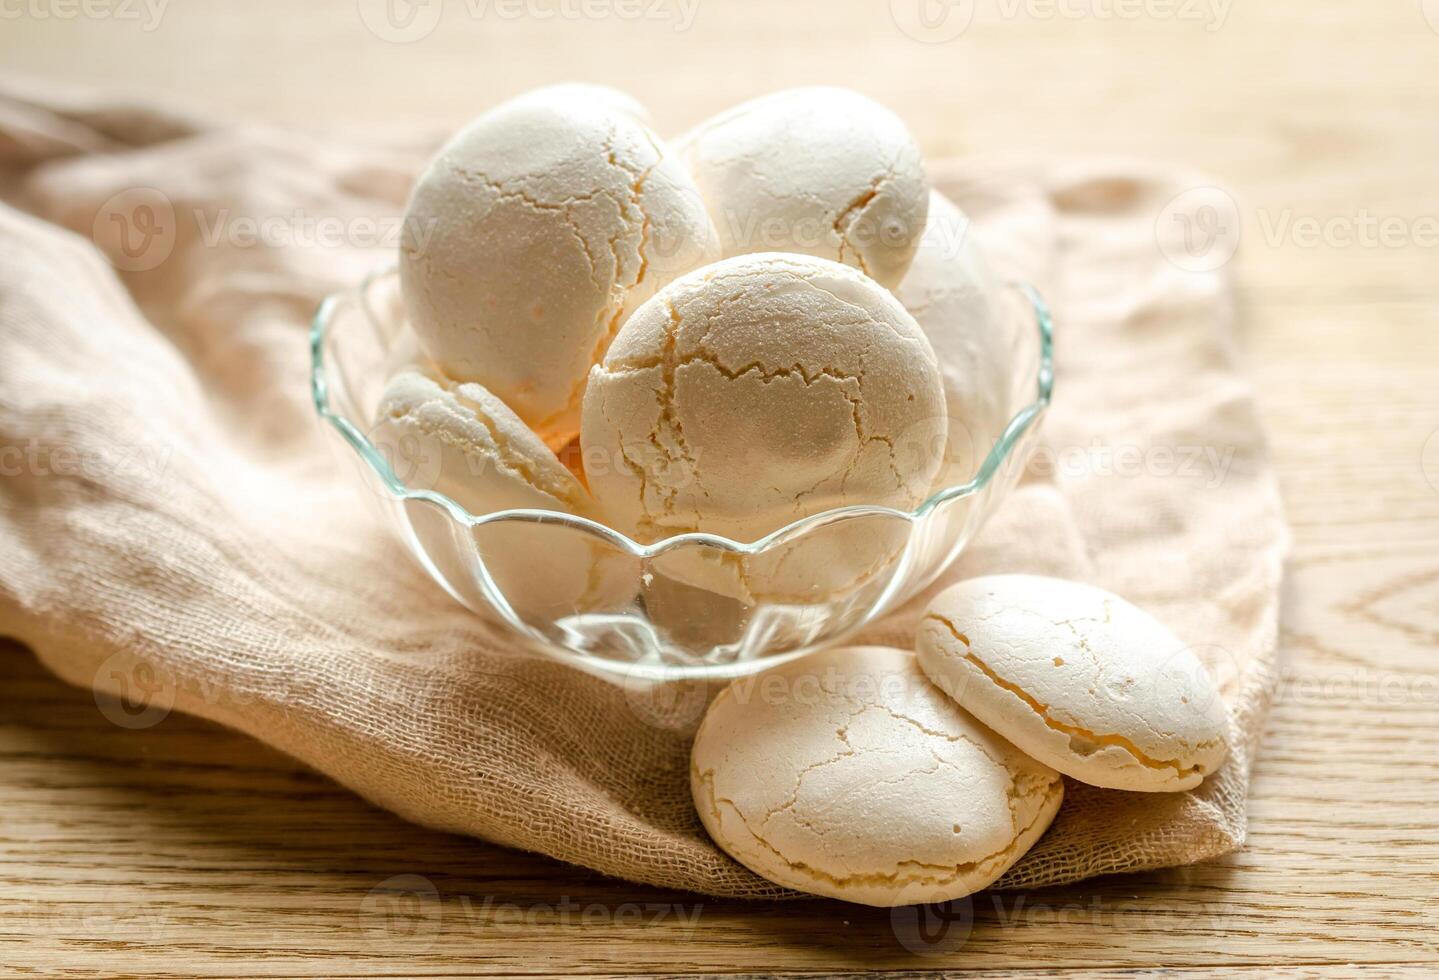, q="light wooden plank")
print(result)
[2,0,1437,974]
